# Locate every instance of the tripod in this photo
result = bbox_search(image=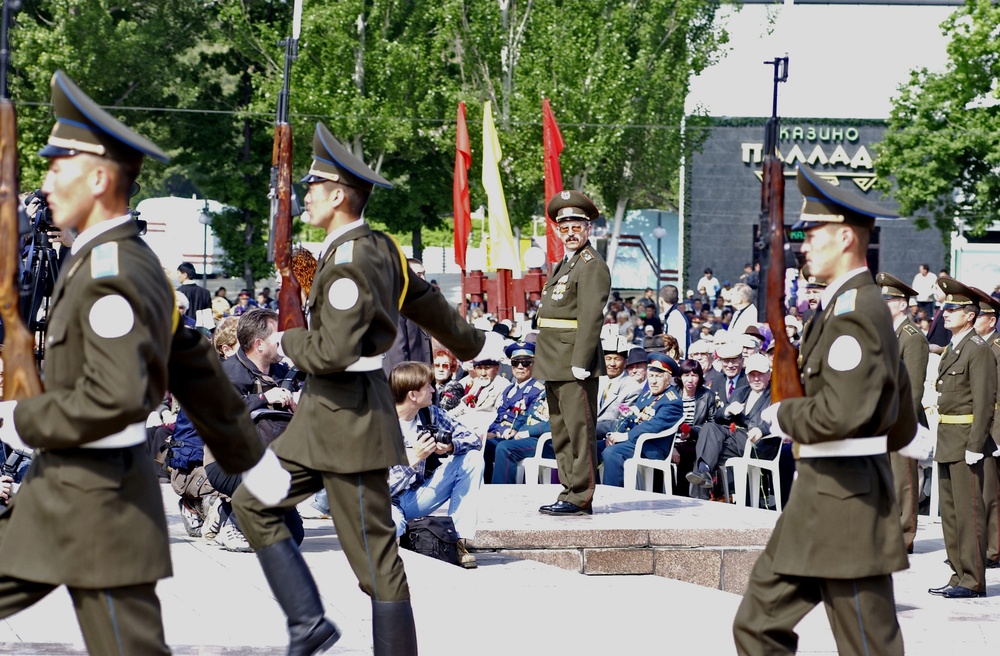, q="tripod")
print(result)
[19,235,60,368]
